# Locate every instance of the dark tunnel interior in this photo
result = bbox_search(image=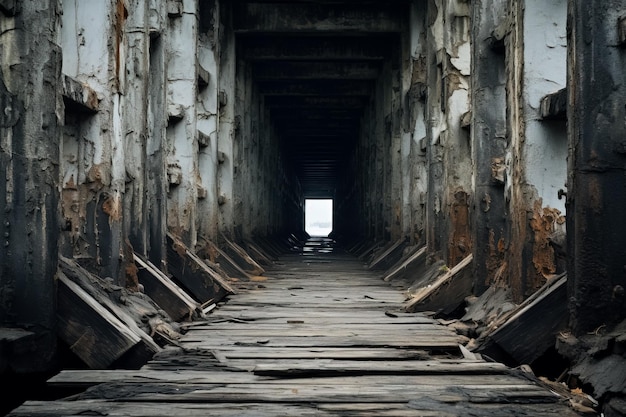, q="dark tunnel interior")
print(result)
[230,0,409,237]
